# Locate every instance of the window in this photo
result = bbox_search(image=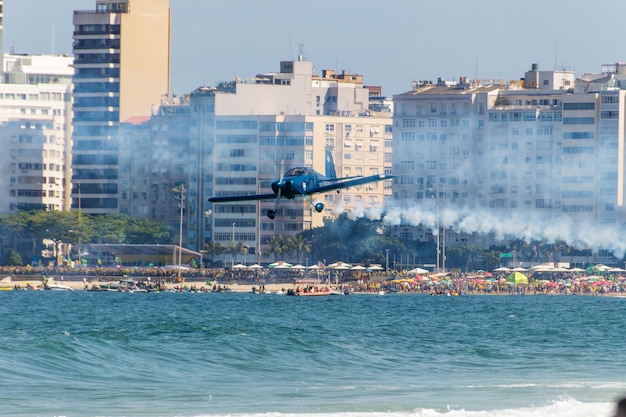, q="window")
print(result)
[601,111,619,119]
[563,117,595,125]
[402,119,416,128]
[563,102,595,110]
